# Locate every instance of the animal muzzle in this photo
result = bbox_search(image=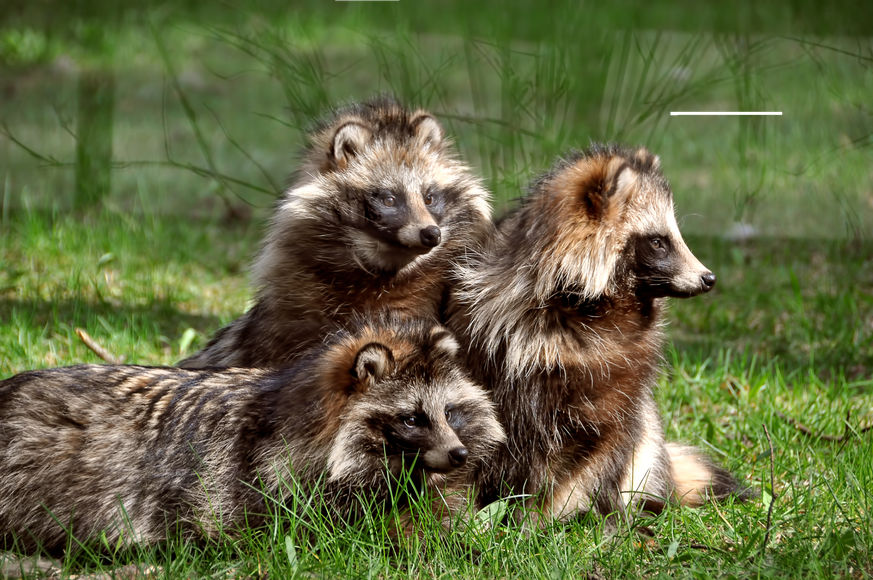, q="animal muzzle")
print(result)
[671,265,717,297]
[397,223,442,252]
[420,225,441,248]
[668,240,717,297]
[448,446,468,467]
[422,445,469,472]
